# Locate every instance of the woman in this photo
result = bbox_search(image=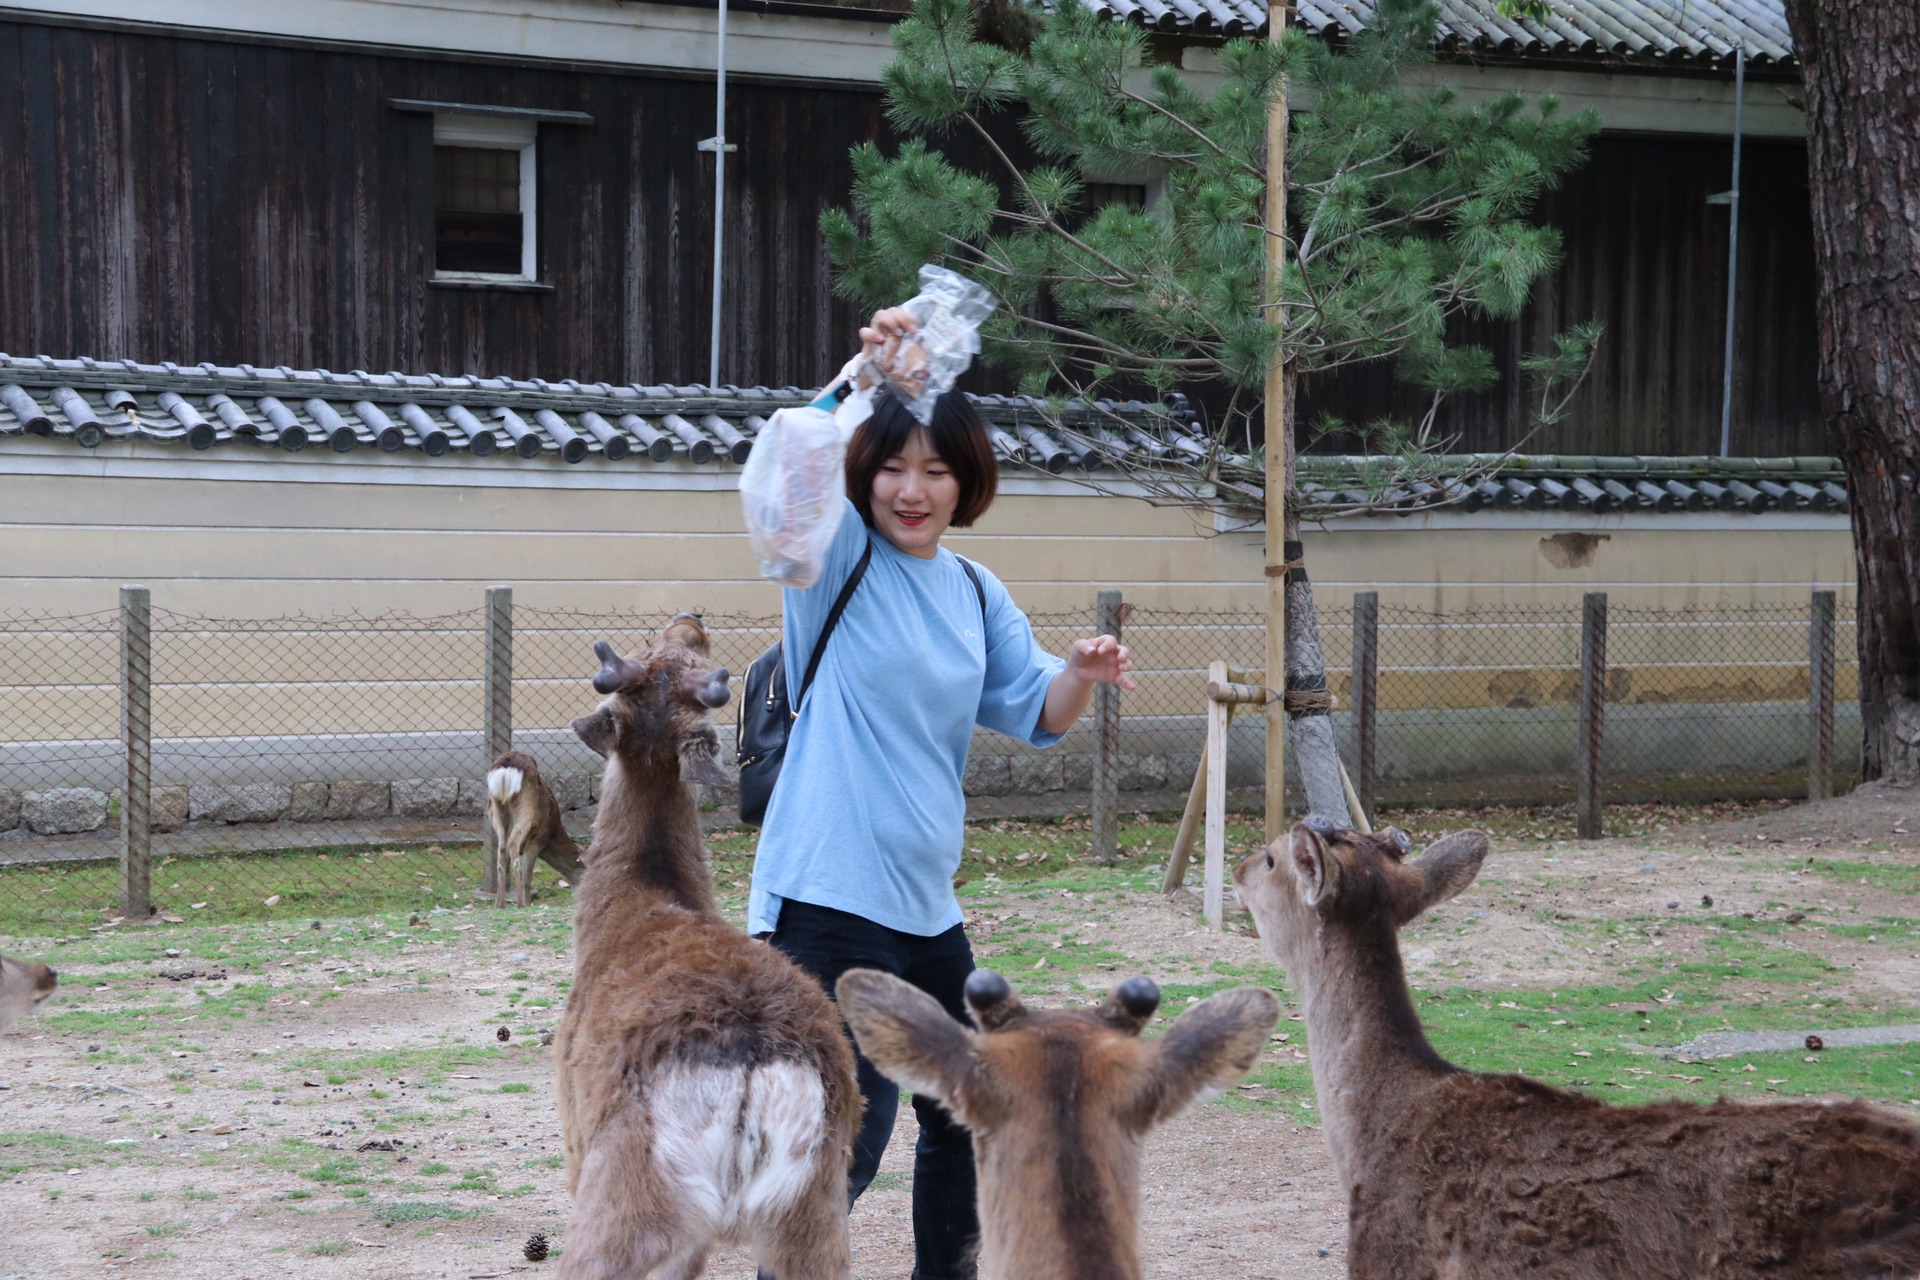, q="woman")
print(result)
[751,308,1133,1279]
